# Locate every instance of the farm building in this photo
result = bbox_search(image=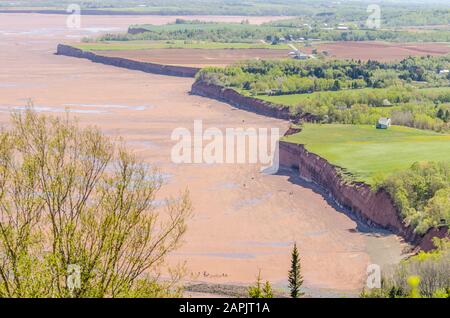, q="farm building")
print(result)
[376,117,391,129]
